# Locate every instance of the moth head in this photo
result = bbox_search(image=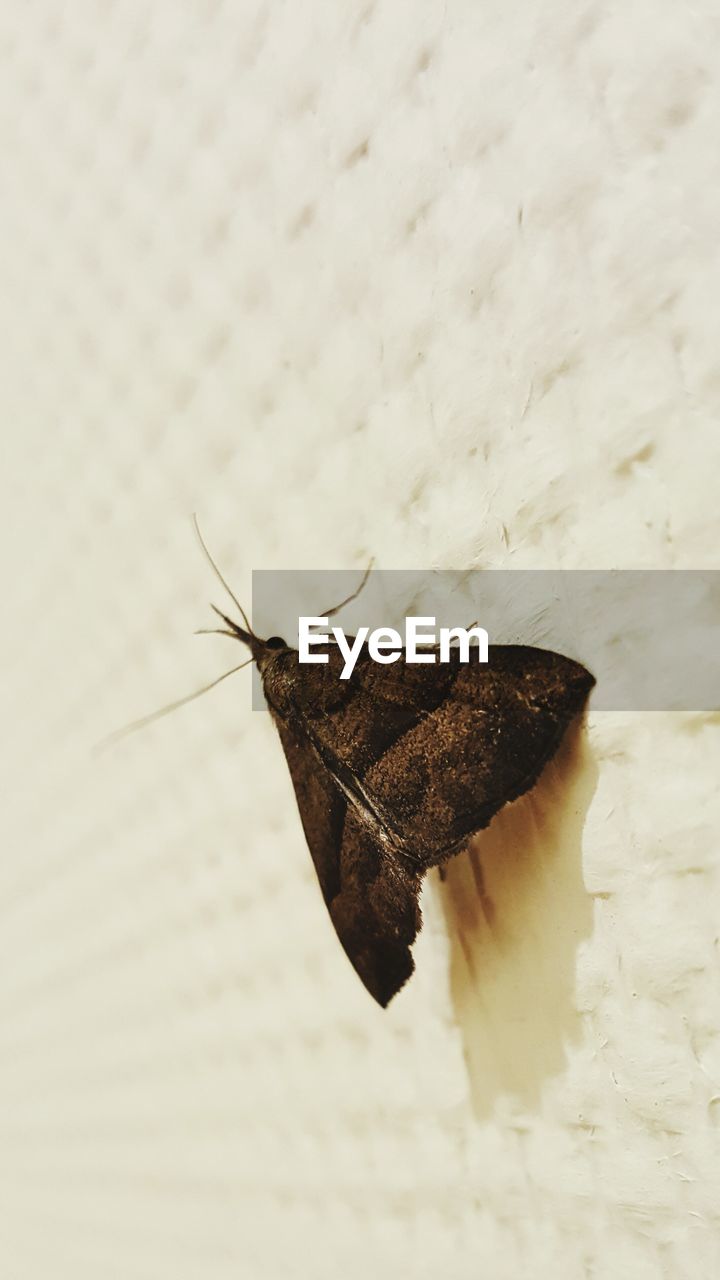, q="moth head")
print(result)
[203,611,289,667]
